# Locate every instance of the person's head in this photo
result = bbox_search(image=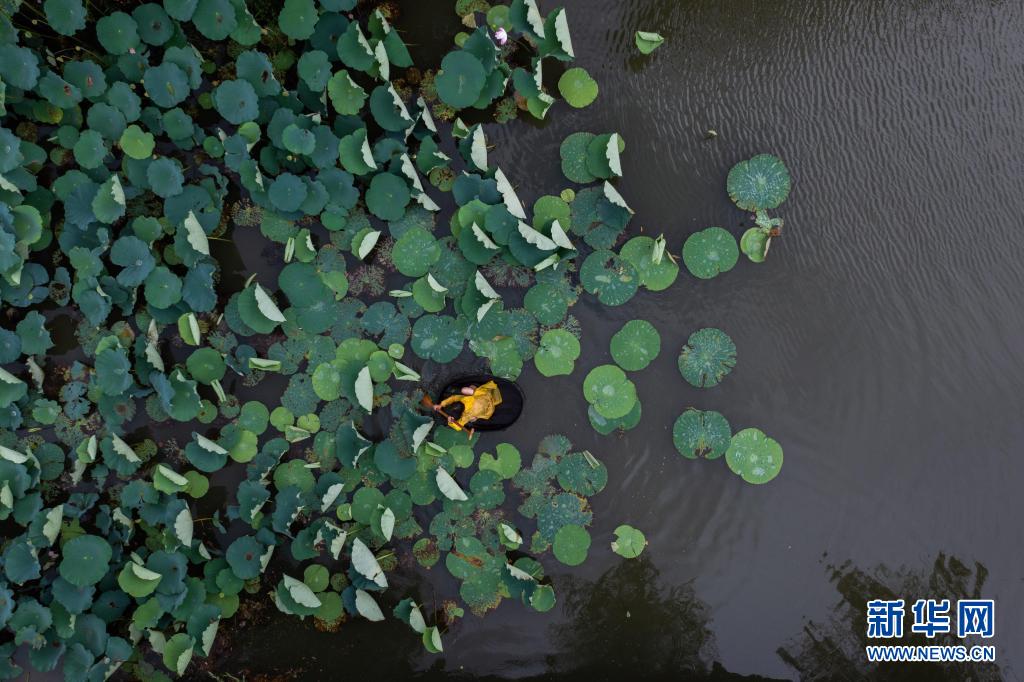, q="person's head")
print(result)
[460,386,475,396]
